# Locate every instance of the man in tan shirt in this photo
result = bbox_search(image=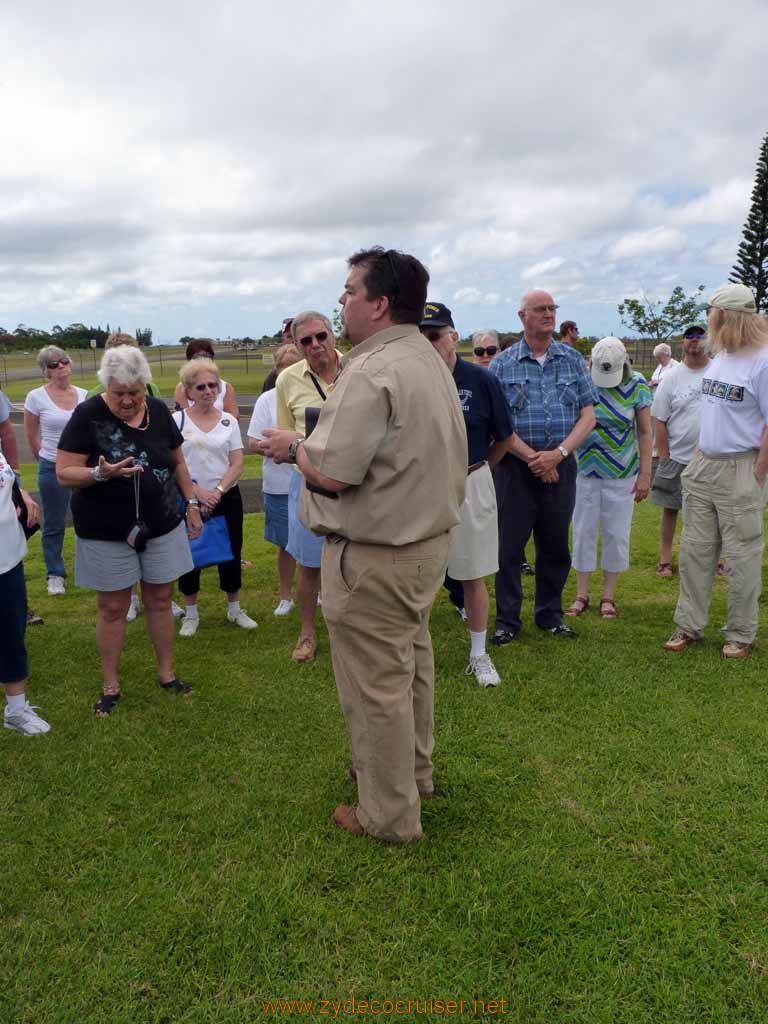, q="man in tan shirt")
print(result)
[260,247,466,842]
